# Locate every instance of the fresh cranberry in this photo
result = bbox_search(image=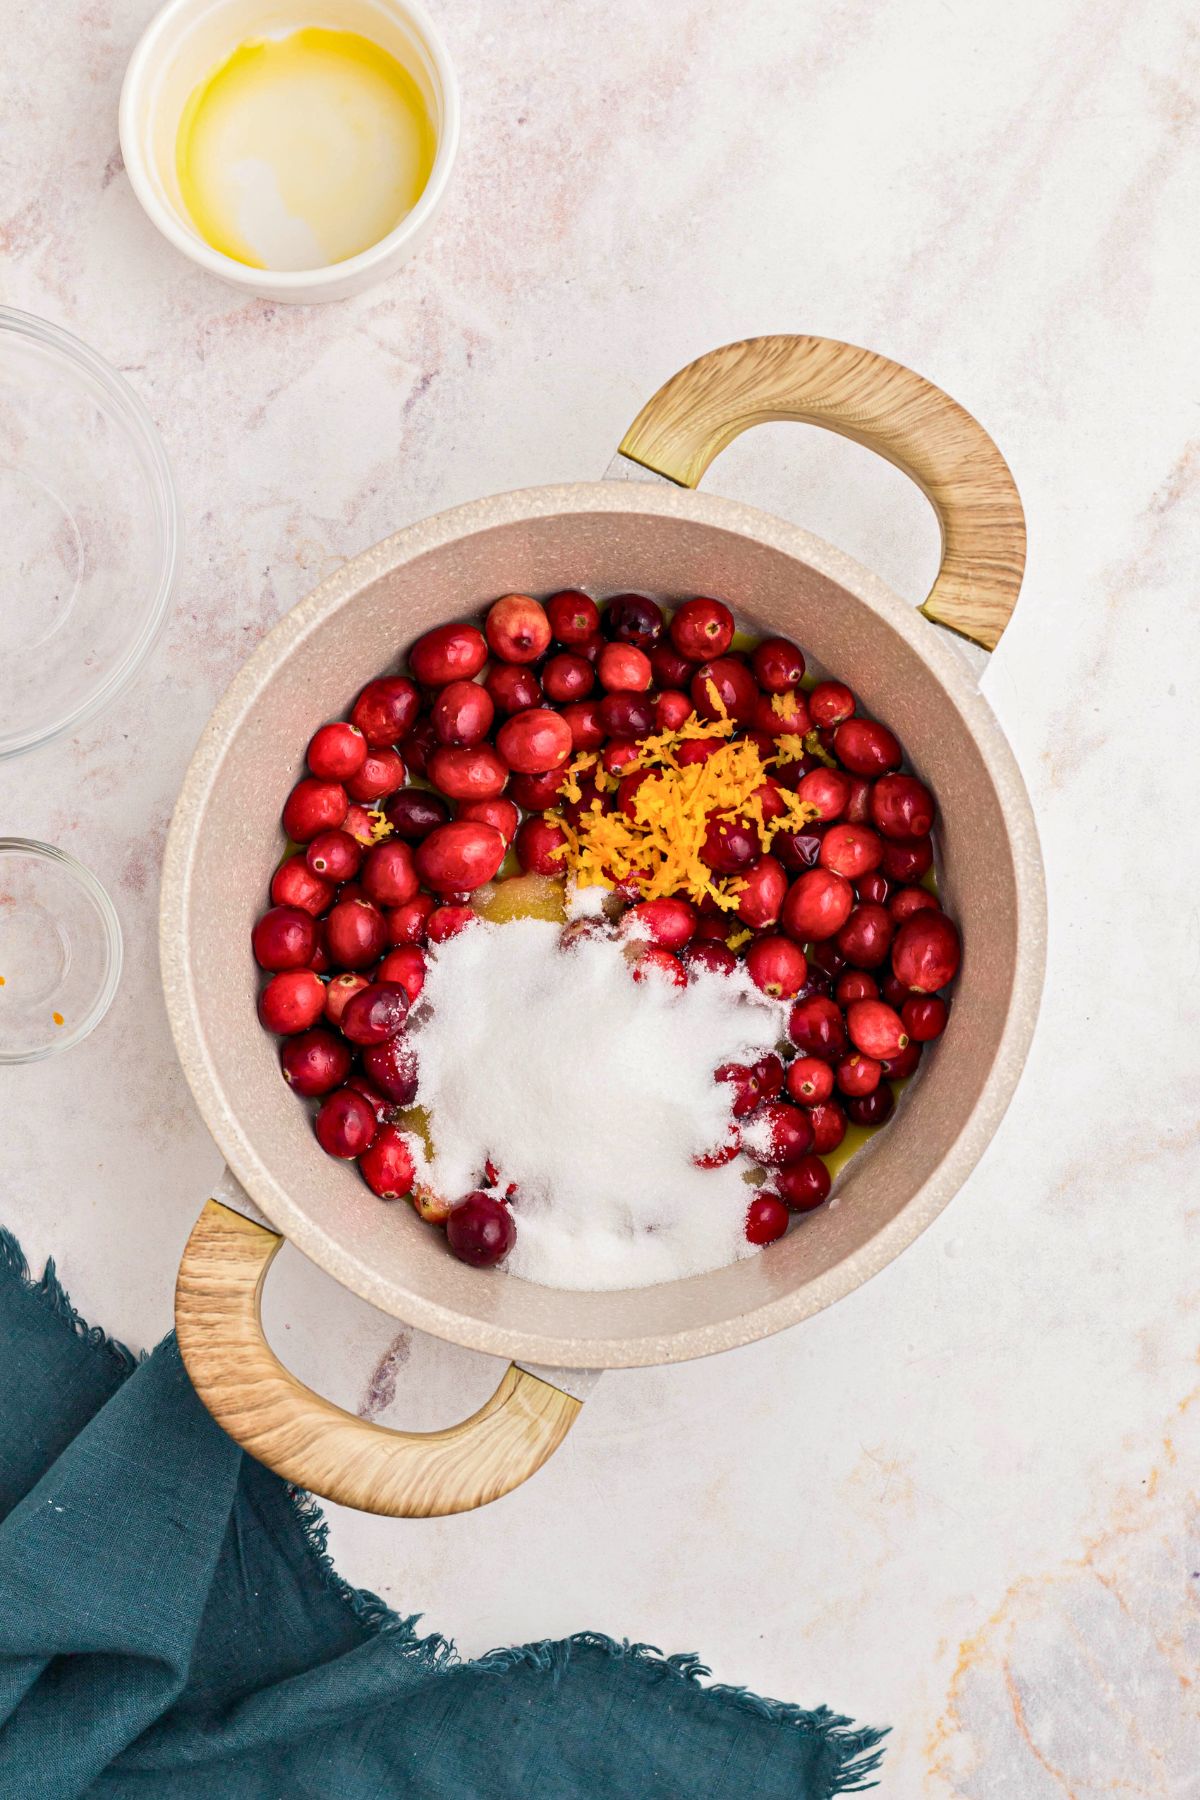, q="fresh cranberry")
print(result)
[809,681,855,727]
[669,596,735,661]
[785,1056,834,1105]
[745,1193,789,1245]
[561,700,606,751]
[306,829,361,883]
[781,868,853,941]
[745,934,808,999]
[797,769,851,821]
[836,1053,882,1097]
[510,769,567,810]
[819,823,883,882]
[650,642,695,687]
[485,663,542,716]
[833,718,902,776]
[751,636,806,693]
[376,946,427,1002]
[398,718,438,778]
[429,744,508,802]
[682,940,738,977]
[892,913,961,992]
[315,1088,378,1159]
[345,1074,393,1122]
[386,892,436,945]
[809,940,847,978]
[902,995,948,1041]
[271,853,335,916]
[486,594,551,663]
[754,688,810,736]
[807,1099,847,1153]
[754,1054,785,1100]
[744,1101,814,1166]
[306,721,367,782]
[787,994,848,1061]
[546,589,600,644]
[735,856,788,929]
[692,657,759,724]
[460,797,520,846]
[358,840,417,907]
[603,593,665,648]
[361,1034,419,1103]
[694,1125,742,1168]
[258,968,325,1033]
[415,821,506,894]
[890,887,941,923]
[836,970,879,1005]
[597,642,652,693]
[716,1061,763,1118]
[701,815,759,873]
[847,999,908,1059]
[252,905,317,971]
[359,1124,417,1198]
[408,623,487,687]
[427,904,478,943]
[674,736,723,766]
[753,780,789,822]
[574,631,605,664]
[598,692,655,738]
[856,871,890,906]
[774,830,824,873]
[880,1040,923,1079]
[281,1028,351,1096]
[446,1192,517,1266]
[496,708,572,774]
[515,815,568,875]
[308,922,330,973]
[325,896,388,968]
[283,778,347,843]
[881,836,933,883]
[430,680,494,748]
[350,676,420,747]
[627,896,697,950]
[654,689,693,732]
[346,748,405,803]
[341,981,409,1046]
[870,773,935,840]
[541,653,595,703]
[837,902,894,969]
[614,769,649,822]
[629,945,686,986]
[845,1084,895,1127]
[323,971,371,1026]
[879,970,911,1008]
[773,1155,831,1212]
